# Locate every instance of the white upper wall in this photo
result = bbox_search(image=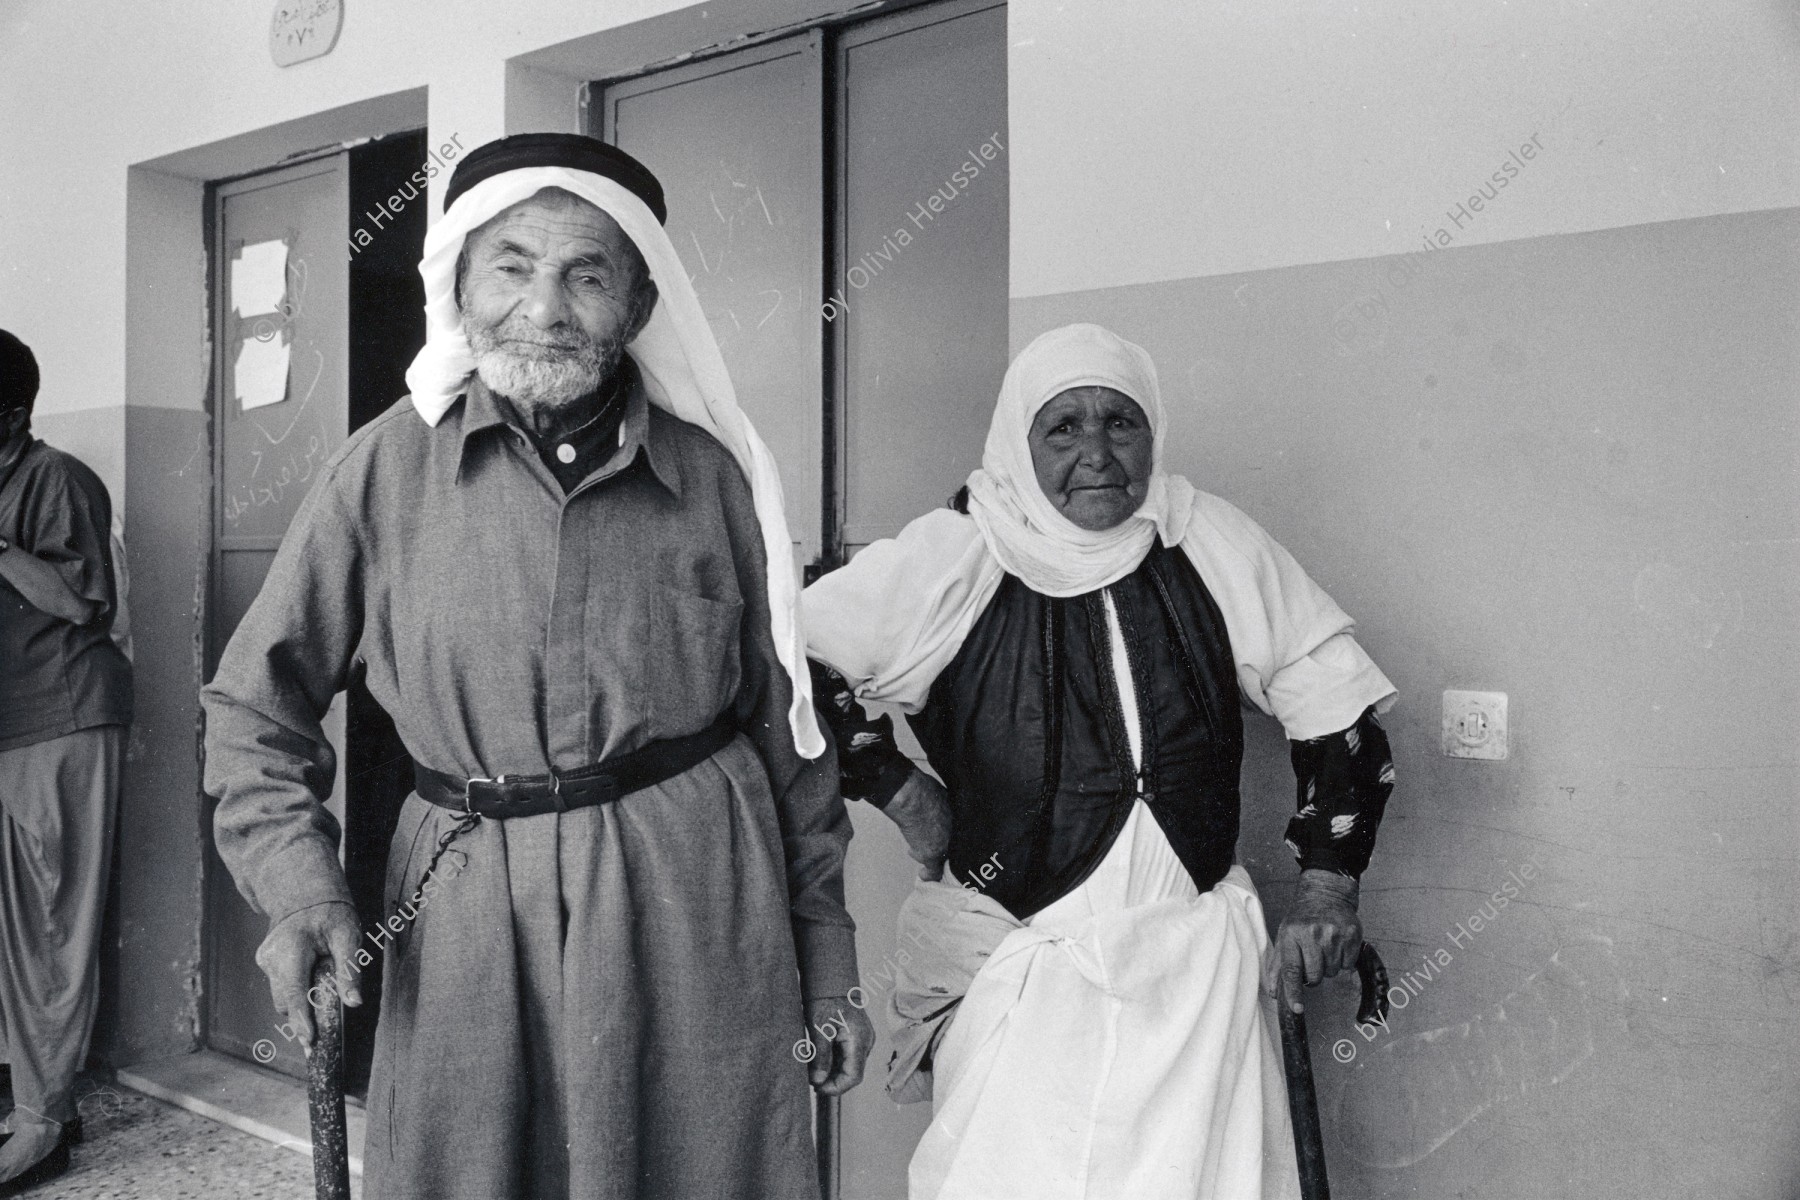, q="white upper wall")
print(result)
[6,0,1796,421]
[1008,0,1800,297]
